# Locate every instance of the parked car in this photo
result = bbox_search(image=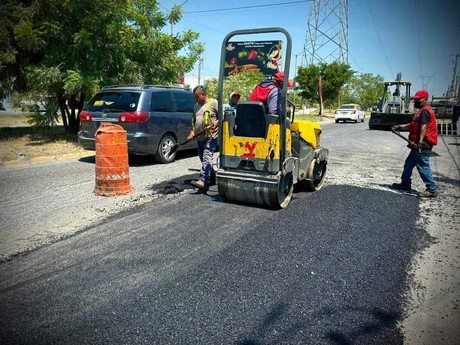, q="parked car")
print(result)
[334,103,365,123]
[78,85,197,163]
